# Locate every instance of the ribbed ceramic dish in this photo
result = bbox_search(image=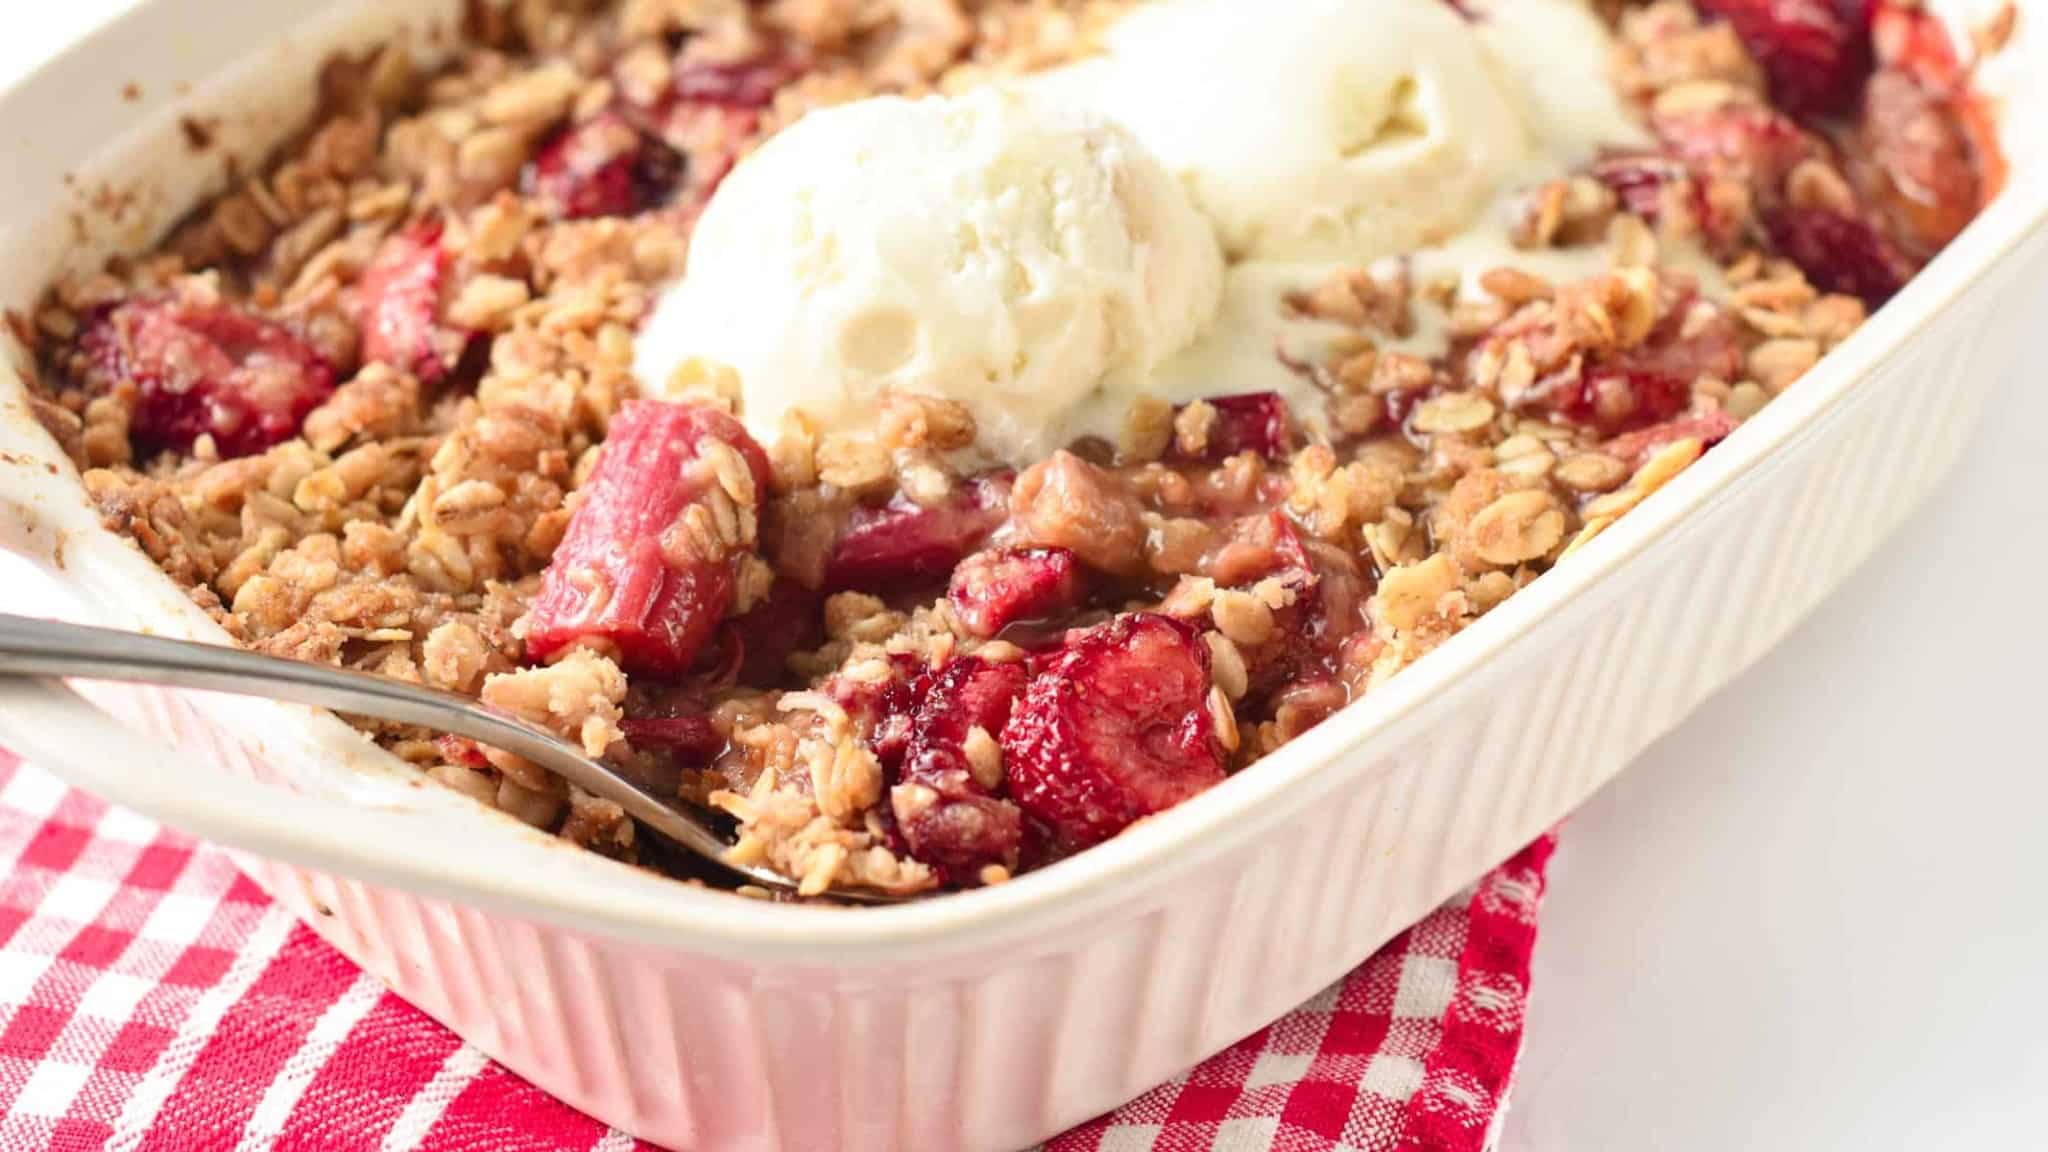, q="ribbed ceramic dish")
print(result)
[0,2,2041,1148]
